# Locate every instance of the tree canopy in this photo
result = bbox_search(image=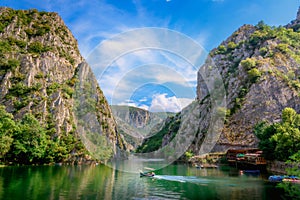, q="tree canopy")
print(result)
[255,107,300,162]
